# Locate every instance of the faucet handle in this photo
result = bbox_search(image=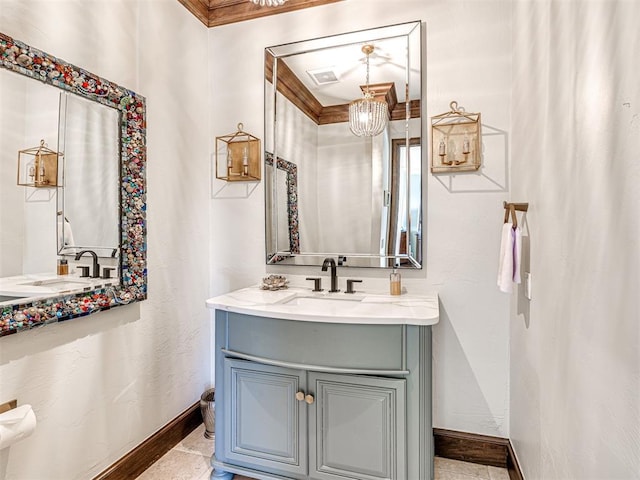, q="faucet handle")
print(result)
[102,267,116,279]
[78,266,90,278]
[345,279,362,294]
[305,277,323,292]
